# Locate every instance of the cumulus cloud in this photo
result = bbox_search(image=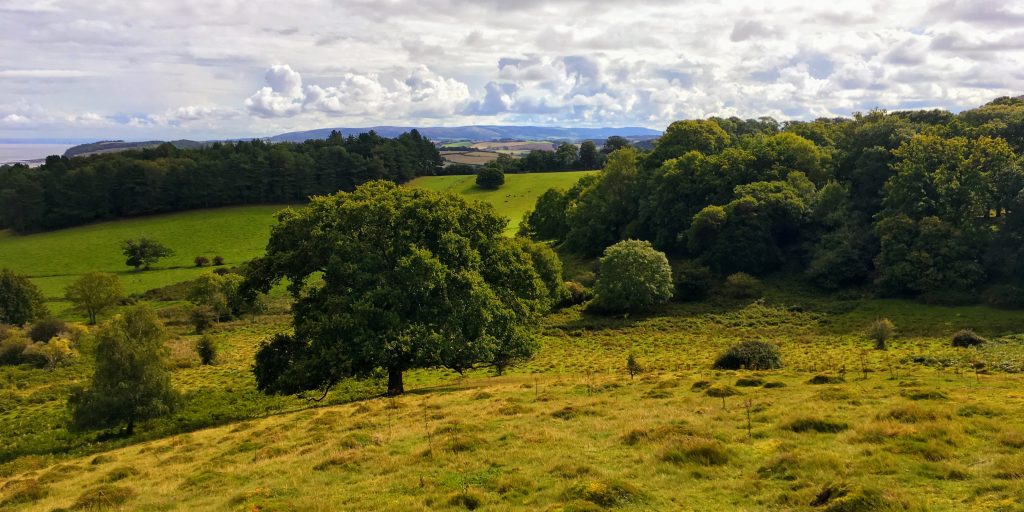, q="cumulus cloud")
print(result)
[250,64,470,119]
